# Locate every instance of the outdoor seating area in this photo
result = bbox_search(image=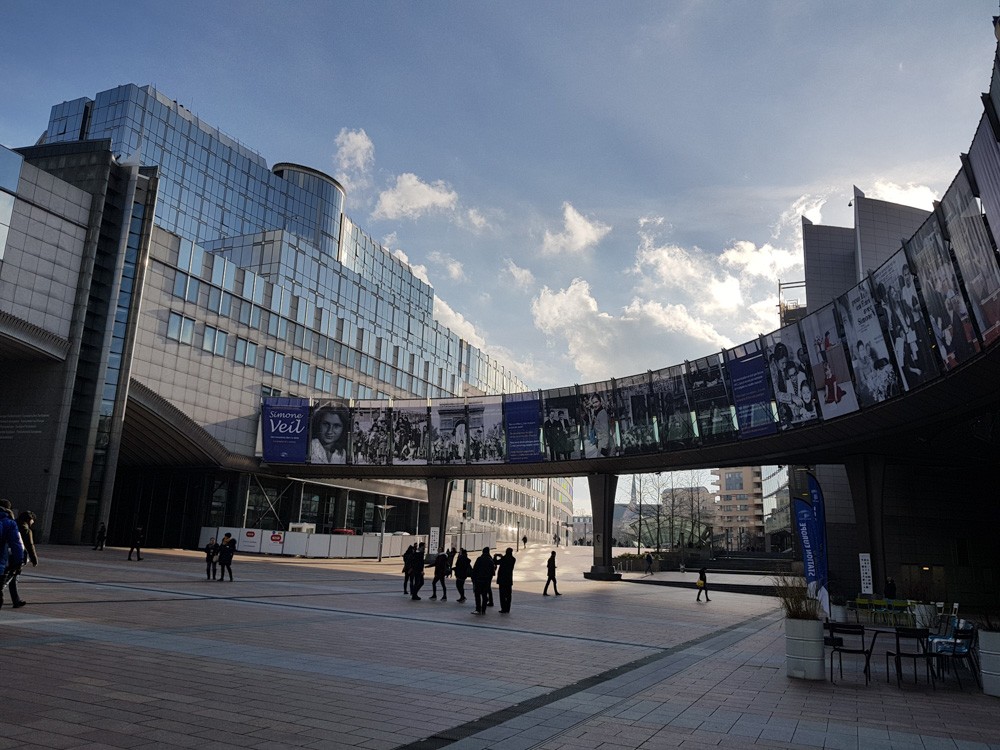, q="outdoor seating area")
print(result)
[846,597,960,627]
[823,615,983,690]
